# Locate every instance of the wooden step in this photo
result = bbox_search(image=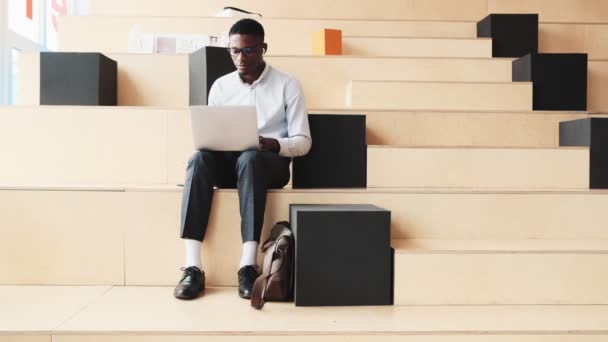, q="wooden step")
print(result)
[343,37,492,58]
[18,52,608,113]
[2,285,608,340]
[489,0,608,24]
[393,239,608,305]
[59,16,608,60]
[0,106,588,188]
[58,16,478,54]
[16,53,514,108]
[540,23,608,60]
[347,81,533,111]
[367,146,588,189]
[0,105,592,149]
[2,187,608,286]
[88,0,488,20]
